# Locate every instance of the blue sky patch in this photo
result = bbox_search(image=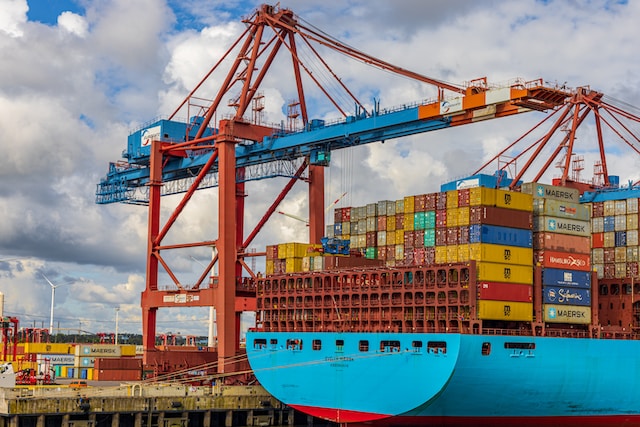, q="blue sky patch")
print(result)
[27,0,84,25]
